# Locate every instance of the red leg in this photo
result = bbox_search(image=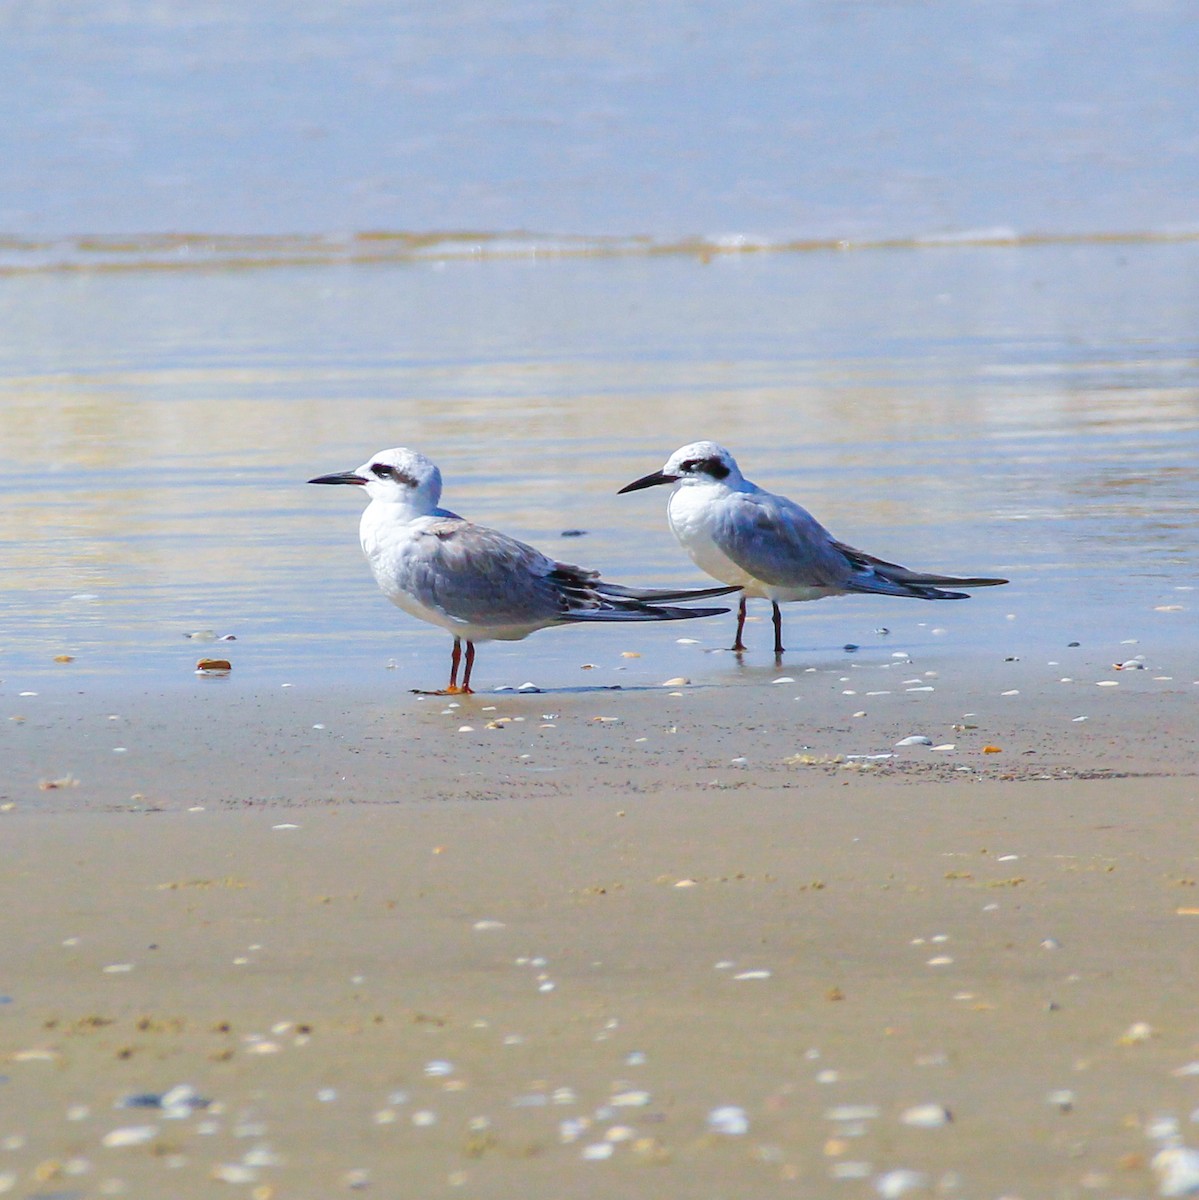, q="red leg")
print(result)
[447,637,462,690]
[732,596,748,652]
[772,601,785,656]
[460,641,476,694]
